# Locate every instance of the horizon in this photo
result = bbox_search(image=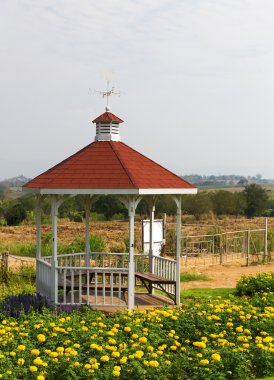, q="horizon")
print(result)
[1,172,274,183]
